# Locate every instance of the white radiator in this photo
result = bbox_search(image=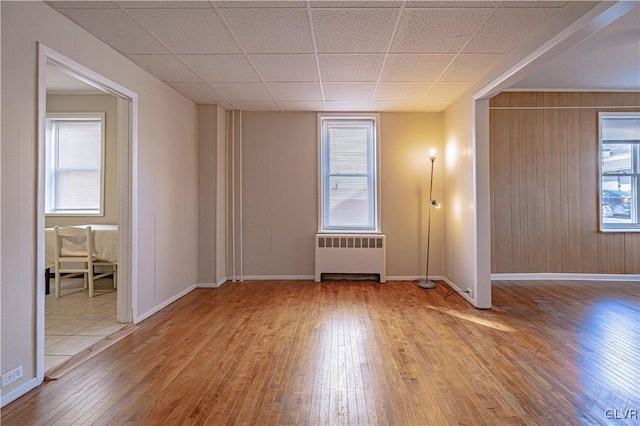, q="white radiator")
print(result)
[314,234,386,283]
